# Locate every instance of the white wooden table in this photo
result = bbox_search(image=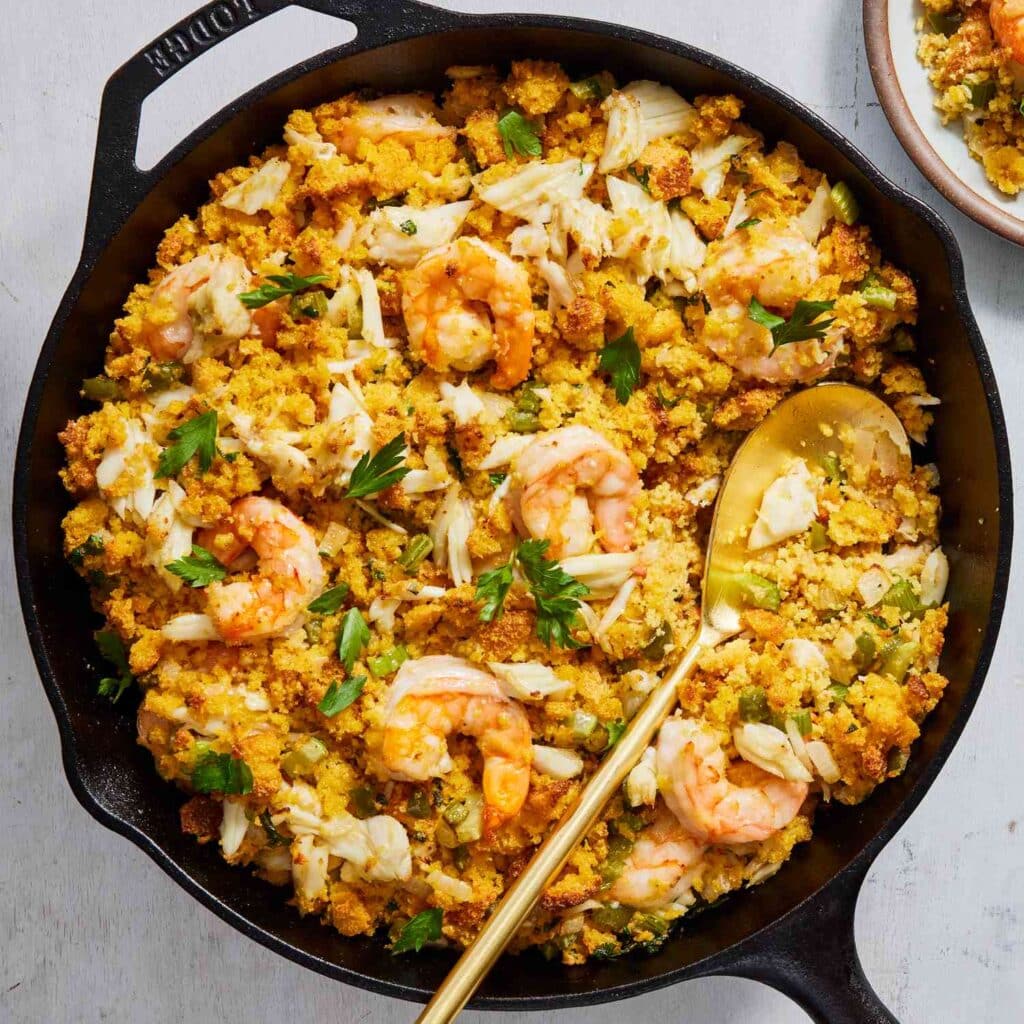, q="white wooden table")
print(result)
[1,1,1021,1021]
